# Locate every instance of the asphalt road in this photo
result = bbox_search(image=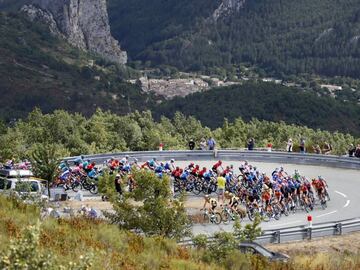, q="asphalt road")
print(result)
[174,160,360,236]
[57,158,360,235]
